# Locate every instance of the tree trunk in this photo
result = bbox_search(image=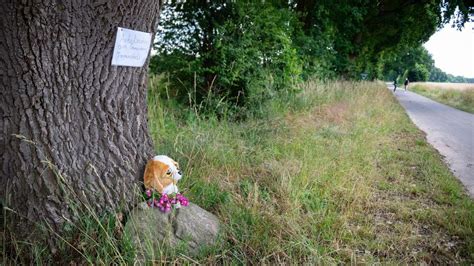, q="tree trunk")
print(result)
[0,0,160,236]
